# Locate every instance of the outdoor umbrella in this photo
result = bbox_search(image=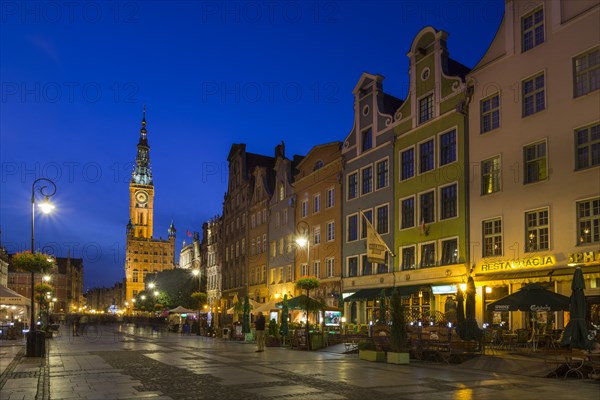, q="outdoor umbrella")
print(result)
[456,289,465,339]
[461,276,482,341]
[279,294,289,345]
[242,295,251,334]
[561,267,591,350]
[276,295,322,311]
[487,283,569,312]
